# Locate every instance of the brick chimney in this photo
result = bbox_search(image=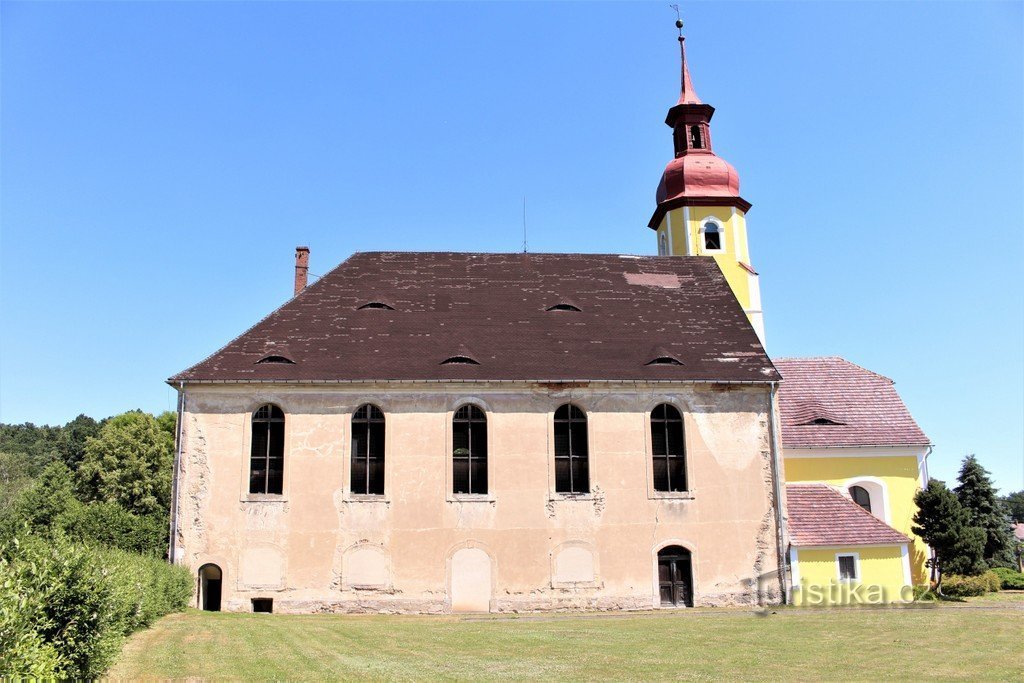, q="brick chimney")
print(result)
[294,246,310,295]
